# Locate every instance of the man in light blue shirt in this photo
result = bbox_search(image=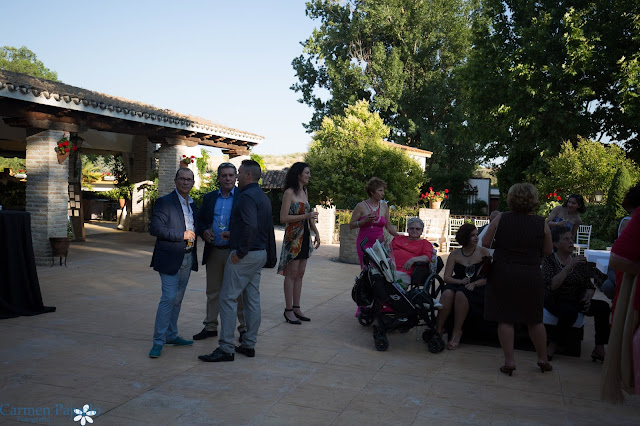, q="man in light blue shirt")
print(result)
[193,163,246,342]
